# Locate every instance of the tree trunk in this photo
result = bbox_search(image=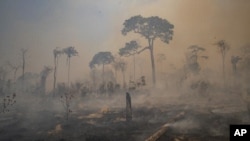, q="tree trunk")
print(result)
[115,69,117,82]
[102,63,105,85]
[92,69,96,91]
[148,39,156,86]
[222,54,226,88]
[133,54,136,81]
[68,57,71,87]
[22,53,25,81]
[53,56,57,96]
[122,70,126,89]
[126,92,132,122]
